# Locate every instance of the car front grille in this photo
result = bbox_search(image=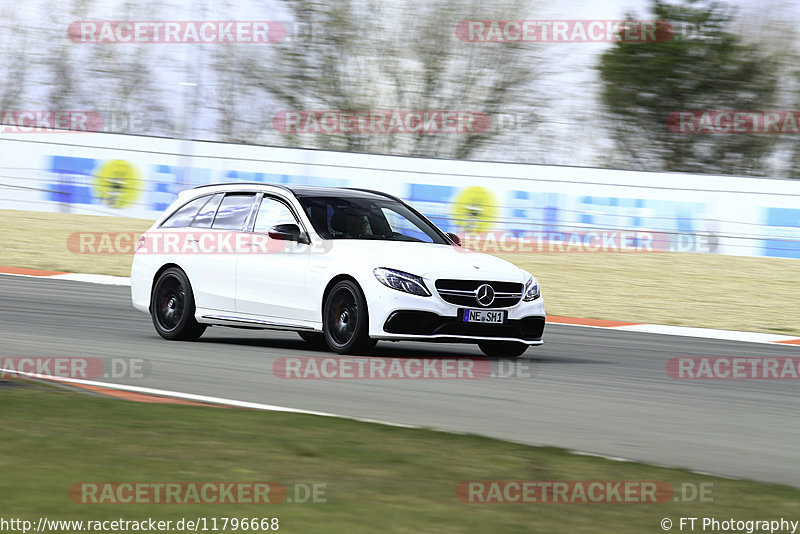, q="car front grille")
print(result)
[434,279,523,309]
